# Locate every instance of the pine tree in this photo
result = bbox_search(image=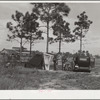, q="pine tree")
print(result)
[31,3,70,53]
[73,11,93,52]
[51,15,75,53]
